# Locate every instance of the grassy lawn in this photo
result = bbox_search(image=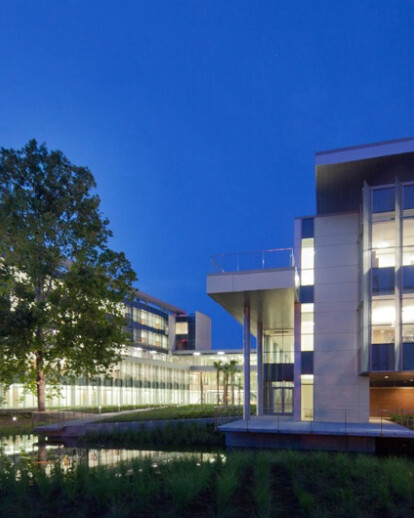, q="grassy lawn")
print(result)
[0,450,413,517]
[98,404,247,423]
